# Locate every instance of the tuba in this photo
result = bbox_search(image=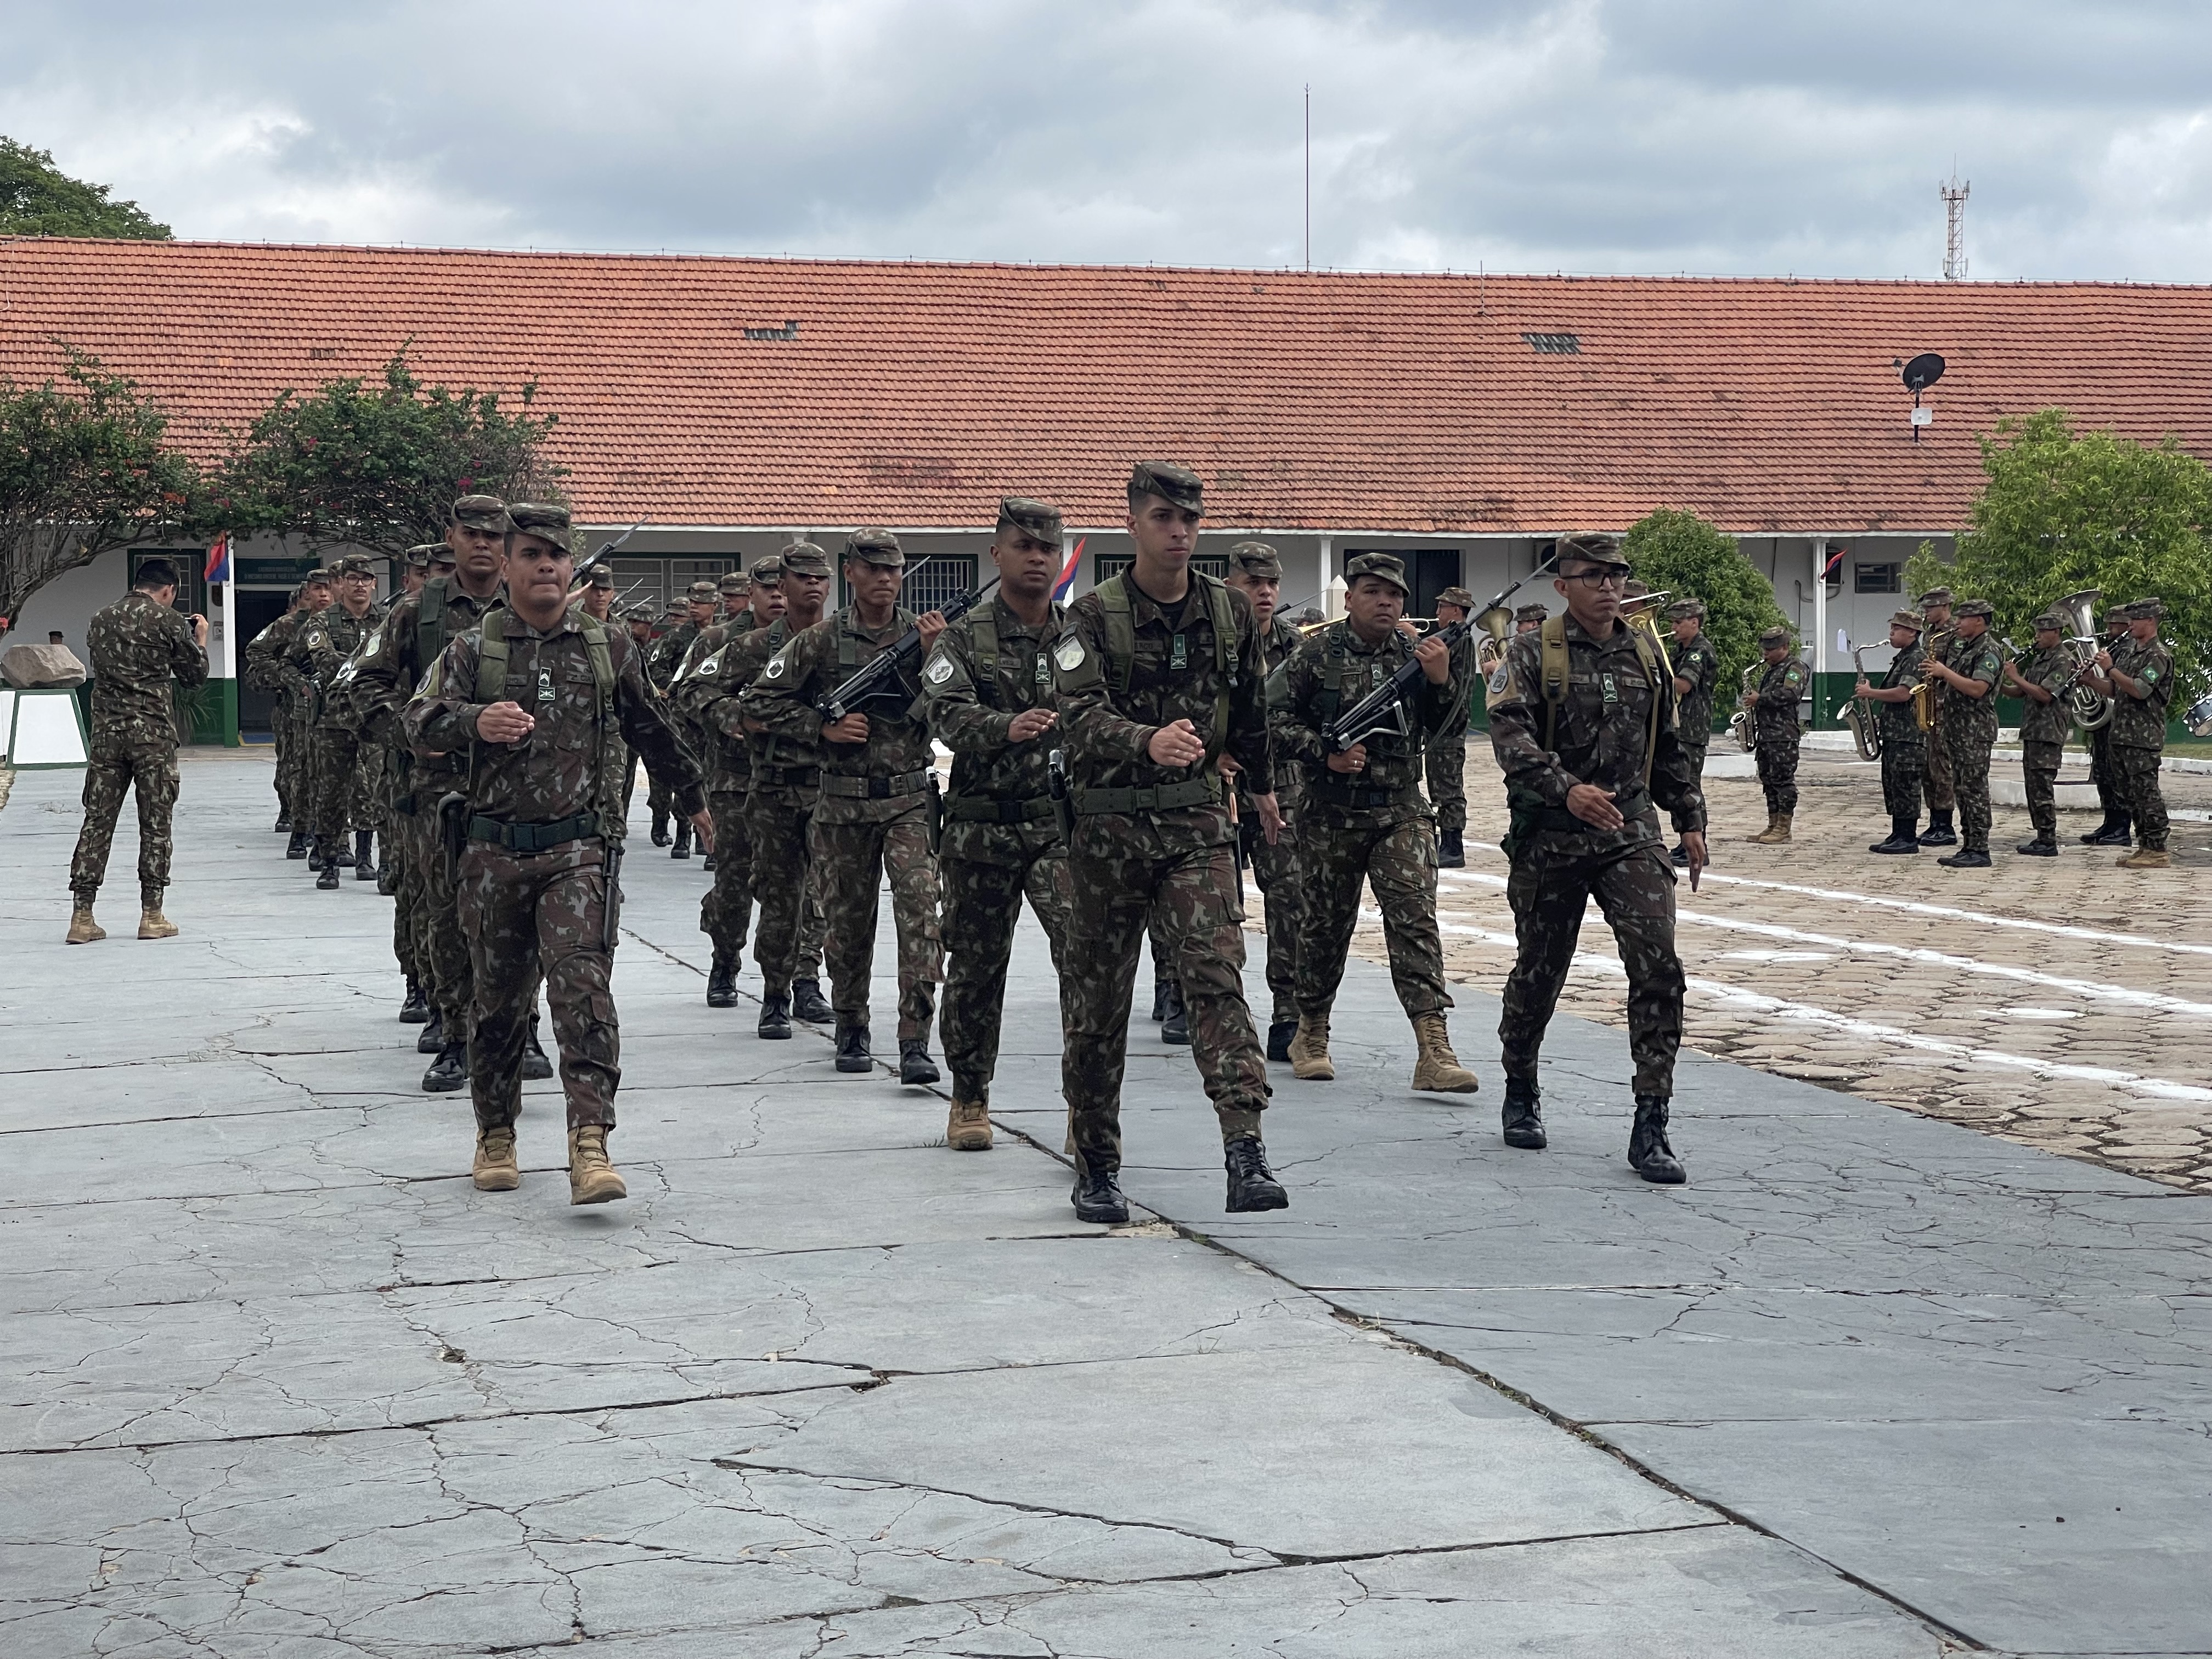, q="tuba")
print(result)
[1842,640,1882,761]
[2055,588,2114,732]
